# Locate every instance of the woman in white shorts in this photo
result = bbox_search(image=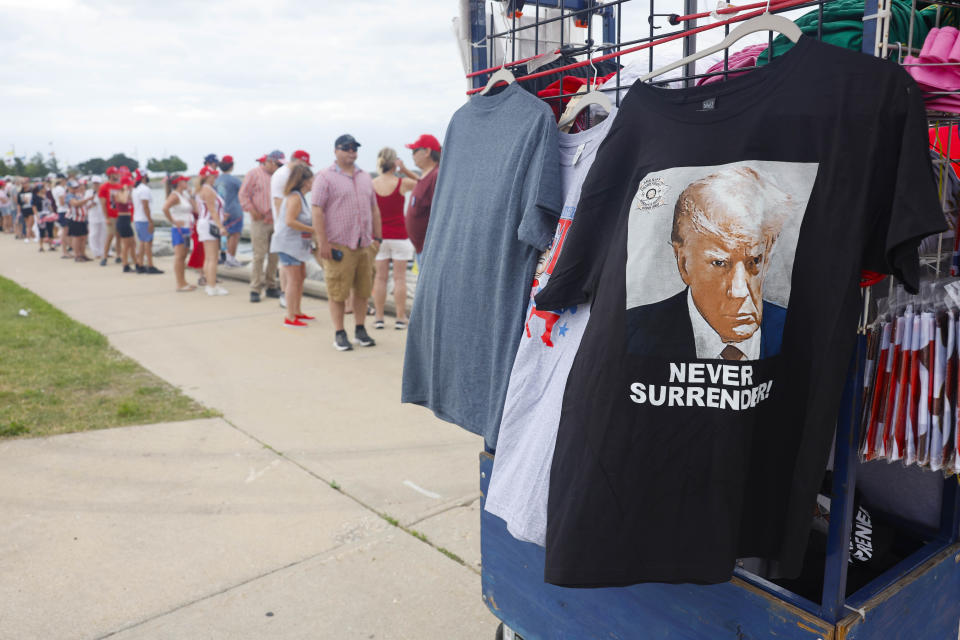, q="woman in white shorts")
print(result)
[162,175,197,292]
[195,166,228,296]
[371,147,418,329]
